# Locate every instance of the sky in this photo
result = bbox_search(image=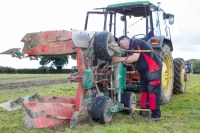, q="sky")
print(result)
[0,0,200,69]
